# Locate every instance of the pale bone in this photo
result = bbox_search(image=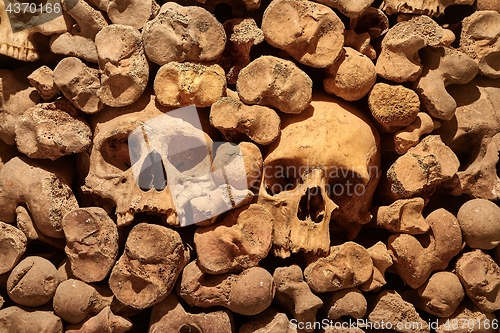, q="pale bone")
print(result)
[220,18,264,85]
[460,10,500,78]
[154,62,226,108]
[65,306,132,333]
[476,0,500,11]
[350,7,389,39]
[262,0,345,68]
[0,222,27,275]
[376,15,455,82]
[177,260,275,316]
[368,83,420,133]
[16,206,66,250]
[237,56,313,114]
[0,157,79,239]
[455,249,500,313]
[239,309,298,333]
[368,290,430,333]
[258,92,380,257]
[149,293,234,333]
[344,30,377,60]
[50,0,108,63]
[415,47,478,121]
[7,256,60,307]
[52,57,104,113]
[0,306,63,333]
[62,207,119,283]
[457,198,500,250]
[435,300,497,333]
[273,265,323,332]
[142,2,225,66]
[381,0,474,16]
[304,242,373,293]
[194,204,272,274]
[322,287,367,320]
[324,47,377,101]
[388,208,462,289]
[53,278,113,324]
[313,0,374,18]
[0,0,70,61]
[0,69,41,145]
[14,100,92,160]
[394,113,441,155]
[107,0,159,30]
[109,223,189,310]
[95,24,149,108]
[210,96,281,145]
[359,241,393,292]
[415,271,465,317]
[27,66,59,101]
[370,197,429,234]
[387,135,460,199]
